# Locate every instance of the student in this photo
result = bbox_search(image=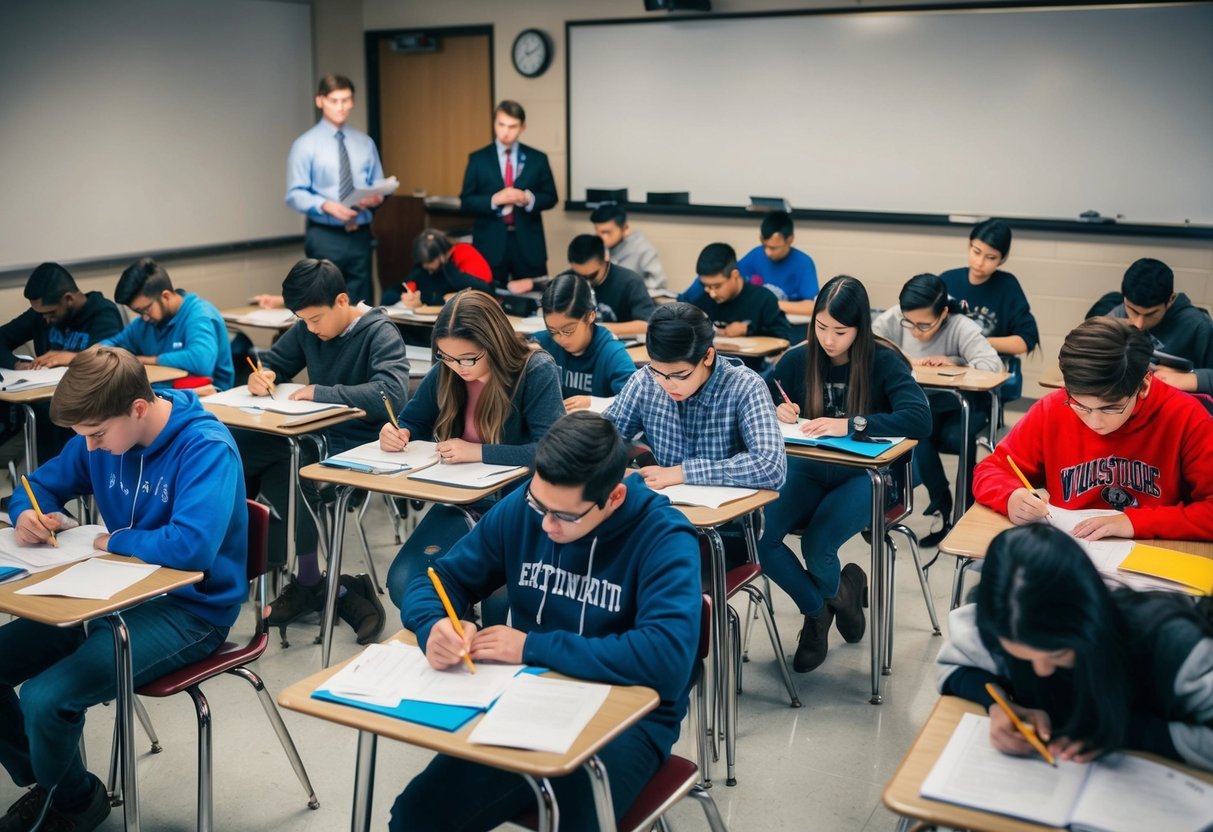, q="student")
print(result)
[37,257,235,389]
[762,276,932,672]
[939,219,1039,399]
[460,100,558,288]
[682,212,819,317]
[1100,258,1213,394]
[285,74,384,305]
[0,346,247,831]
[873,273,1002,545]
[242,259,410,643]
[684,243,795,344]
[604,302,786,491]
[379,228,494,307]
[937,524,1213,771]
[563,234,657,338]
[532,273,636,411]
[391,411,701,830]
[973,317,1213,540]
[589,202,668,291]
[379,290,565,609]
